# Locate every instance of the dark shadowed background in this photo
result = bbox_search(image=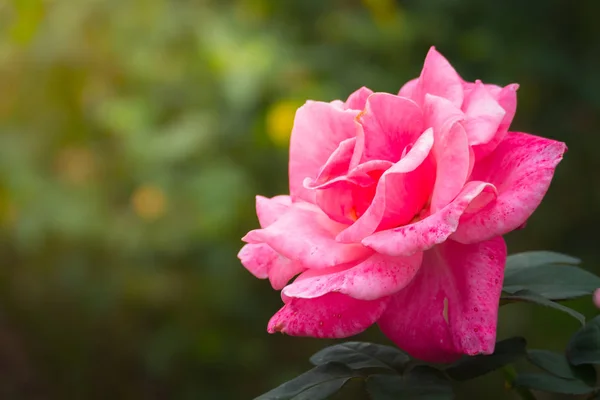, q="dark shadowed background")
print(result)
[0,0,599,399]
